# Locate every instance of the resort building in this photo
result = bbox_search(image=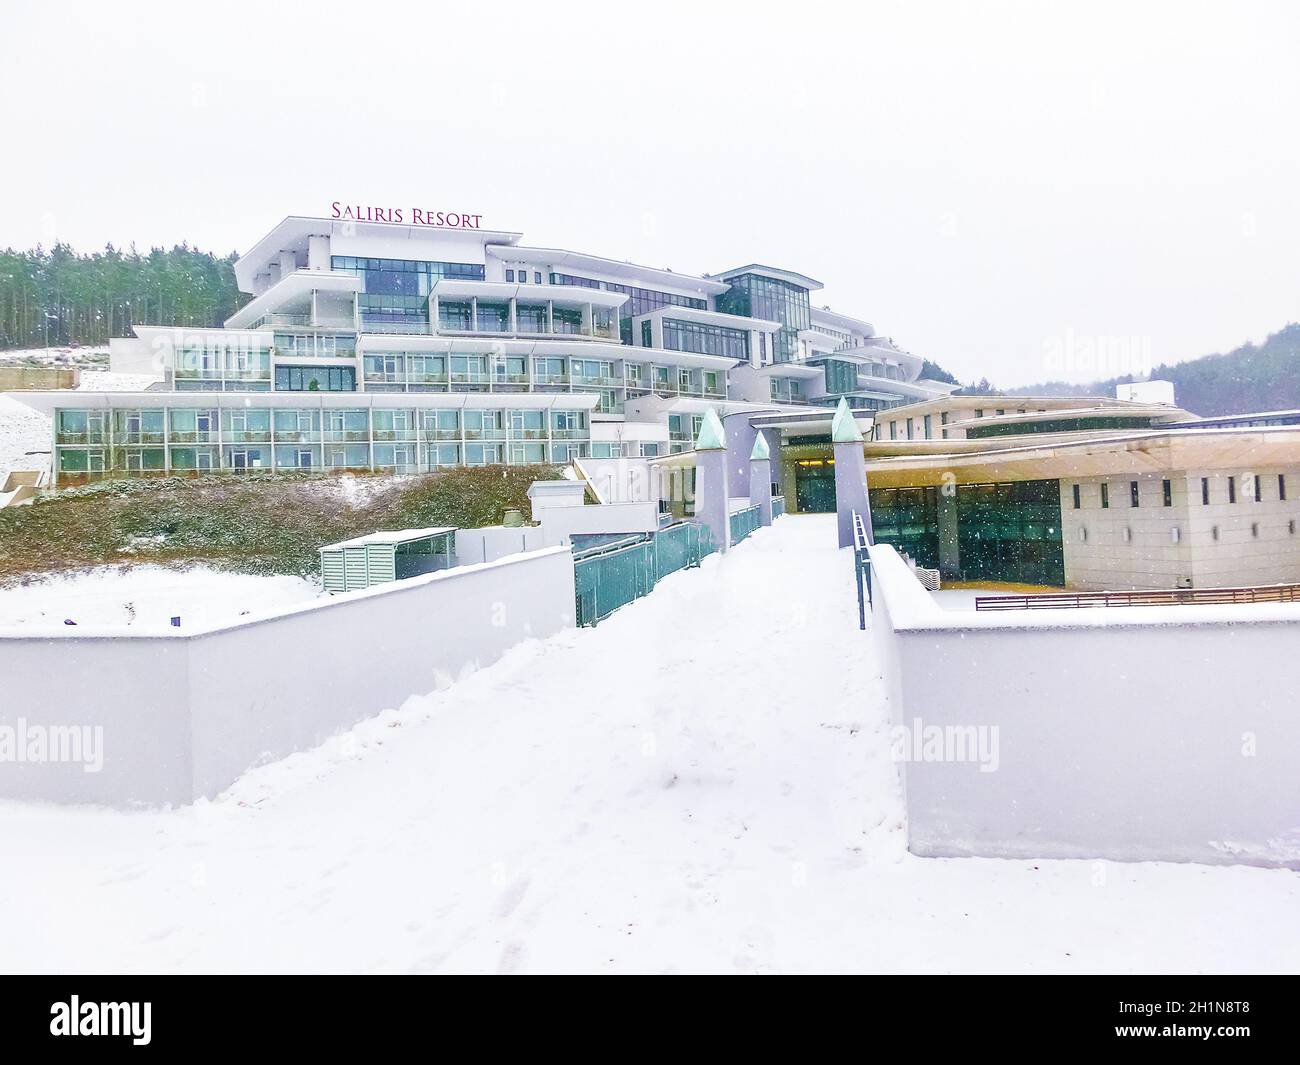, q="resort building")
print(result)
[651,393,1300,591]
[8,211,952,486]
